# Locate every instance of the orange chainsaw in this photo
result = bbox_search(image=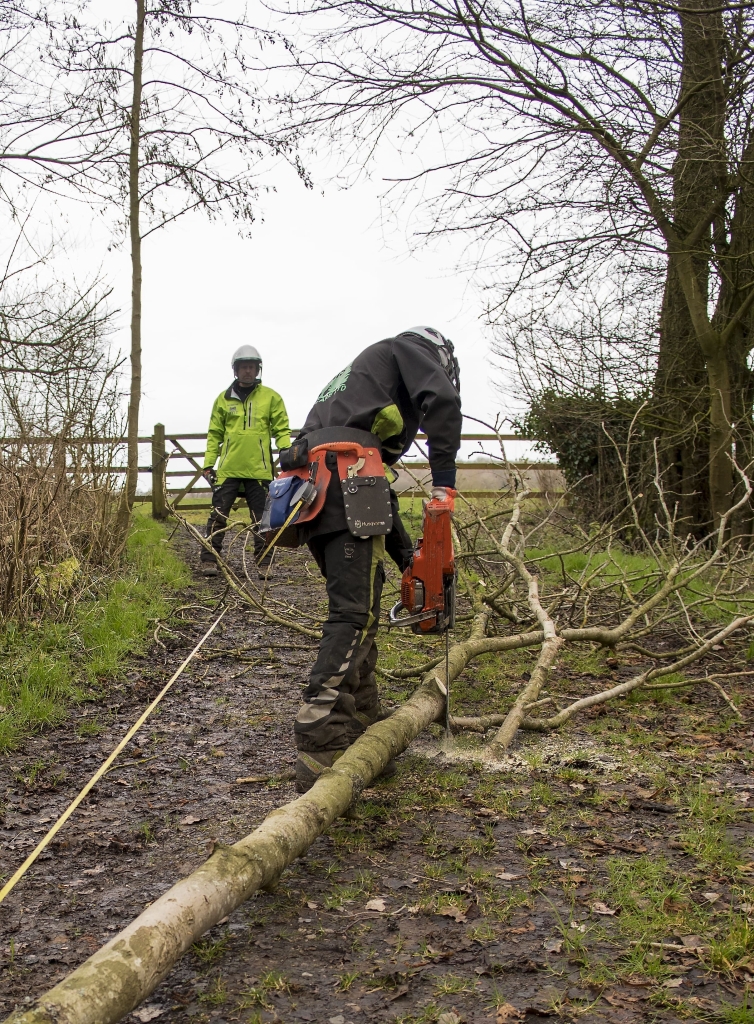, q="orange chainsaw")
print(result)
[389,489,456,633]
